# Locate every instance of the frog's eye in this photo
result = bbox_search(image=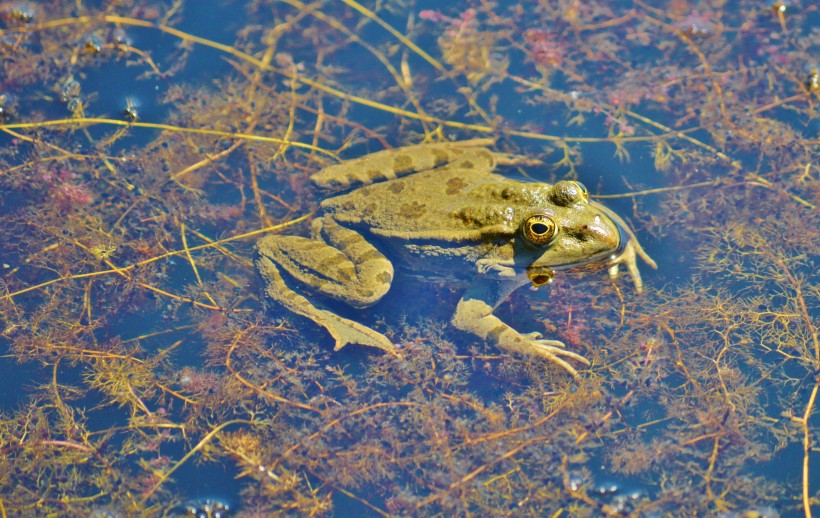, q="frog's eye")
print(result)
[523,214,557,245]
[527,268,554,287]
